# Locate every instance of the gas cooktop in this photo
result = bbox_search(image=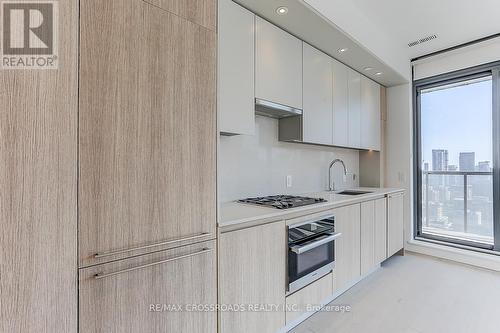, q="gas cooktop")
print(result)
[237,195,327,210]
